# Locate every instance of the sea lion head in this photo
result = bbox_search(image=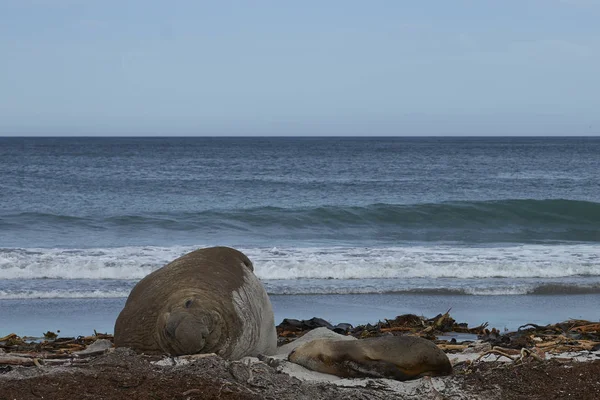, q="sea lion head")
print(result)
[155,293,227,356]
[288,339,341,375]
